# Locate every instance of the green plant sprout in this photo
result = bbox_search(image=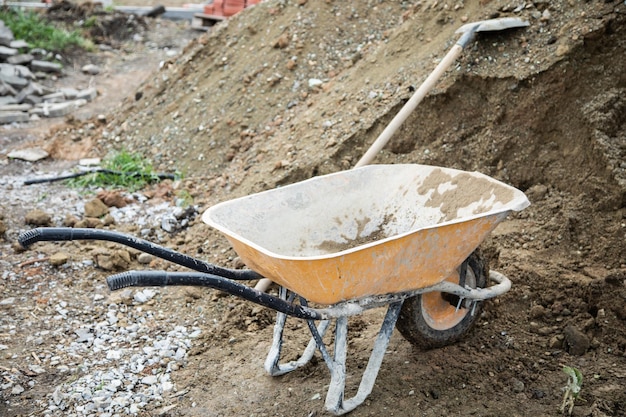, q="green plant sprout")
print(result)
[560,366,583,416]
[66,150,163,192]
